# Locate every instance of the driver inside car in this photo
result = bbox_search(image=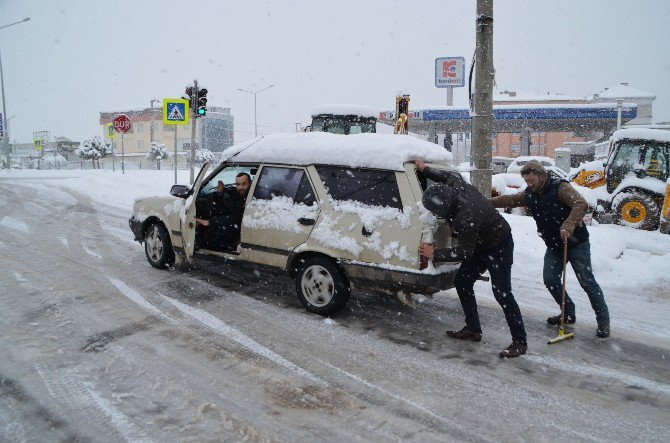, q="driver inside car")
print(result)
[196,173,251,251]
